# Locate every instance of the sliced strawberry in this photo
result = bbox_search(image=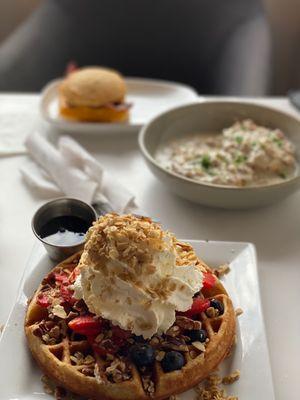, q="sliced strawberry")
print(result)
[68,316,102,336]
[179,297,210,318]
[54,272,69,286]
[53,270,77,305]
[203,272,216,289]
[60,285,76,305]
[37,293,51,308]
[87,335,96,345]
